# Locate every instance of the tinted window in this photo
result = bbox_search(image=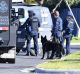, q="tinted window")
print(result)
[18,8,24,18]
